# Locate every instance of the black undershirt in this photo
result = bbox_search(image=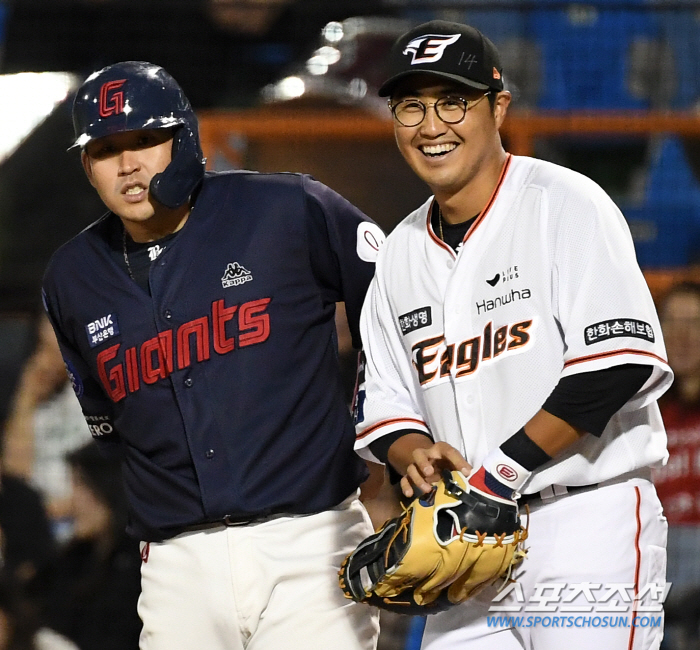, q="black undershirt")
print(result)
[430,202,476,251]
[108,217,179,295]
